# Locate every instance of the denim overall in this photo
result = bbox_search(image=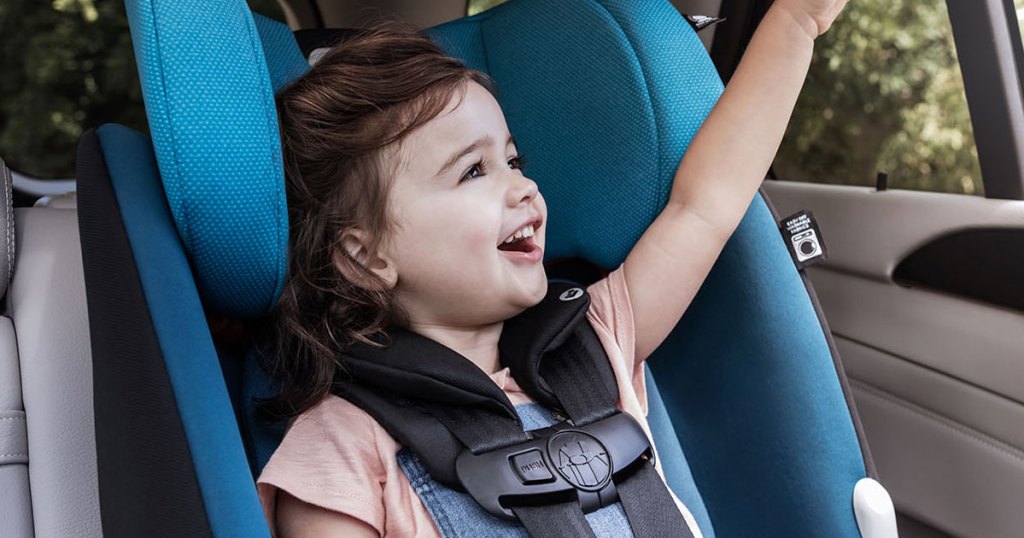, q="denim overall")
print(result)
[396,403,635,537]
